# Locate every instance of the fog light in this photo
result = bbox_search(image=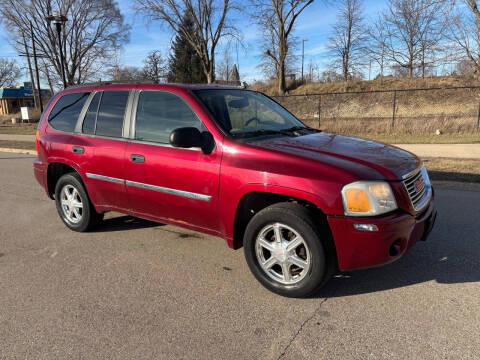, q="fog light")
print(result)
[354,224,378,232]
